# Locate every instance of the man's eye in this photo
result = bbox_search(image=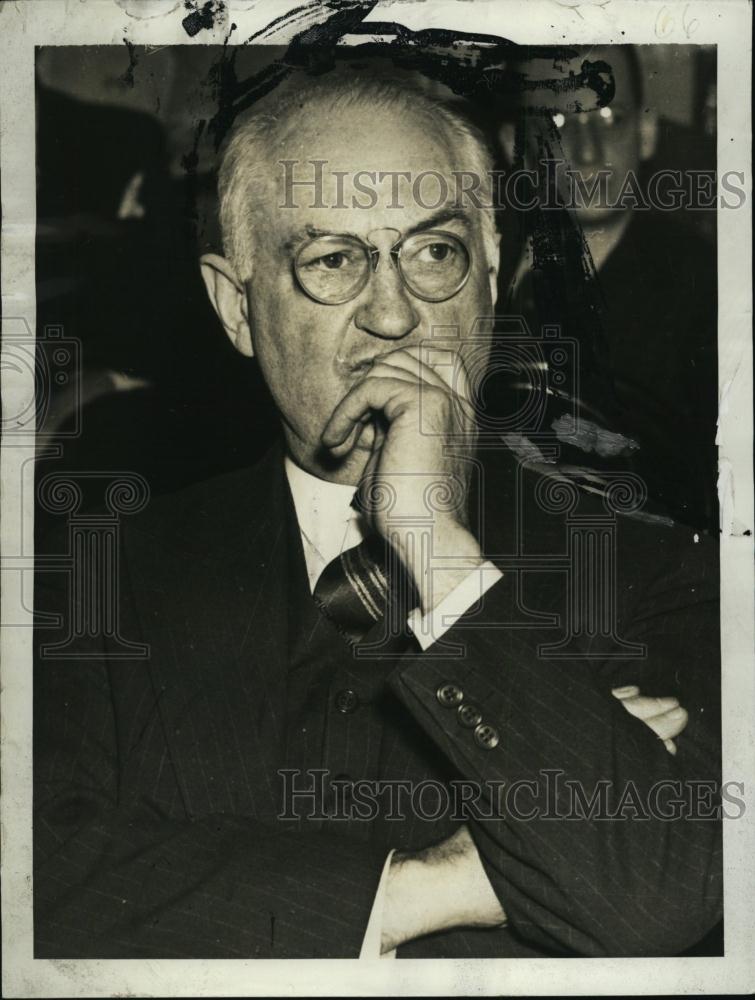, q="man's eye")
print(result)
[316,252,347,269]
[417,242,455,263]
